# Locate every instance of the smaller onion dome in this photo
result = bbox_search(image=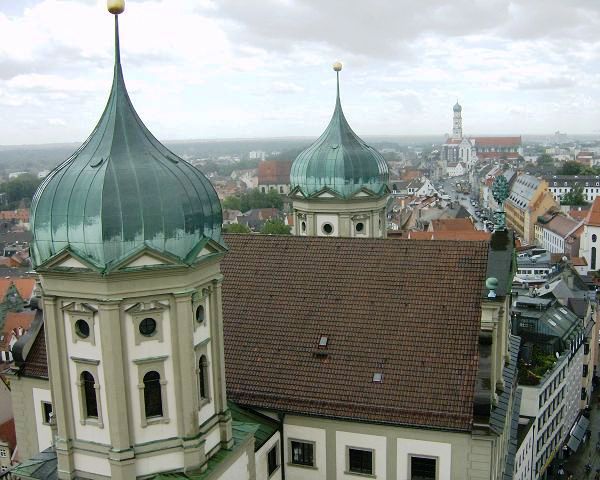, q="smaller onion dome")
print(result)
[453,101,462,112]
[290,63,389,199]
